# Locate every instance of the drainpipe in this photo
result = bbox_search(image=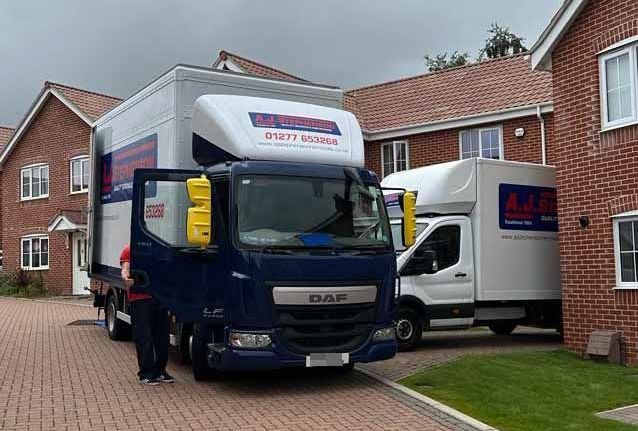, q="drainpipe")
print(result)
[537,105,547,165]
